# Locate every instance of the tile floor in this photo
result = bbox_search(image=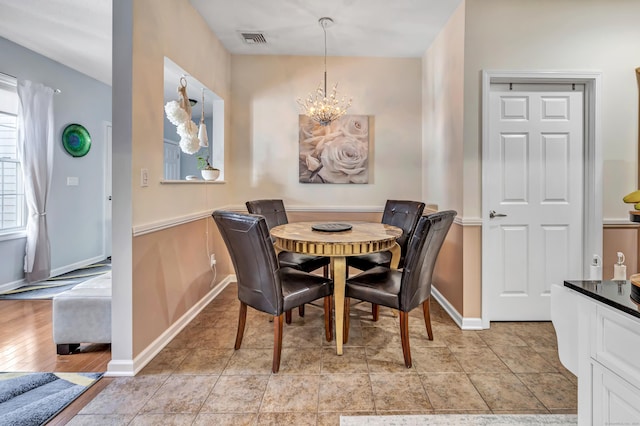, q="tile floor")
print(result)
[69,283,577,425]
